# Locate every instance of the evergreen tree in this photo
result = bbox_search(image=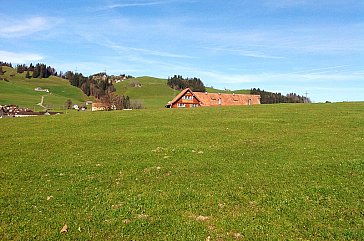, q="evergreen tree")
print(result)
[17,64,25,73]
[32,64,40,78]
[39,64,45,78]
[28,63,34,72]
[25,70,31,79]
